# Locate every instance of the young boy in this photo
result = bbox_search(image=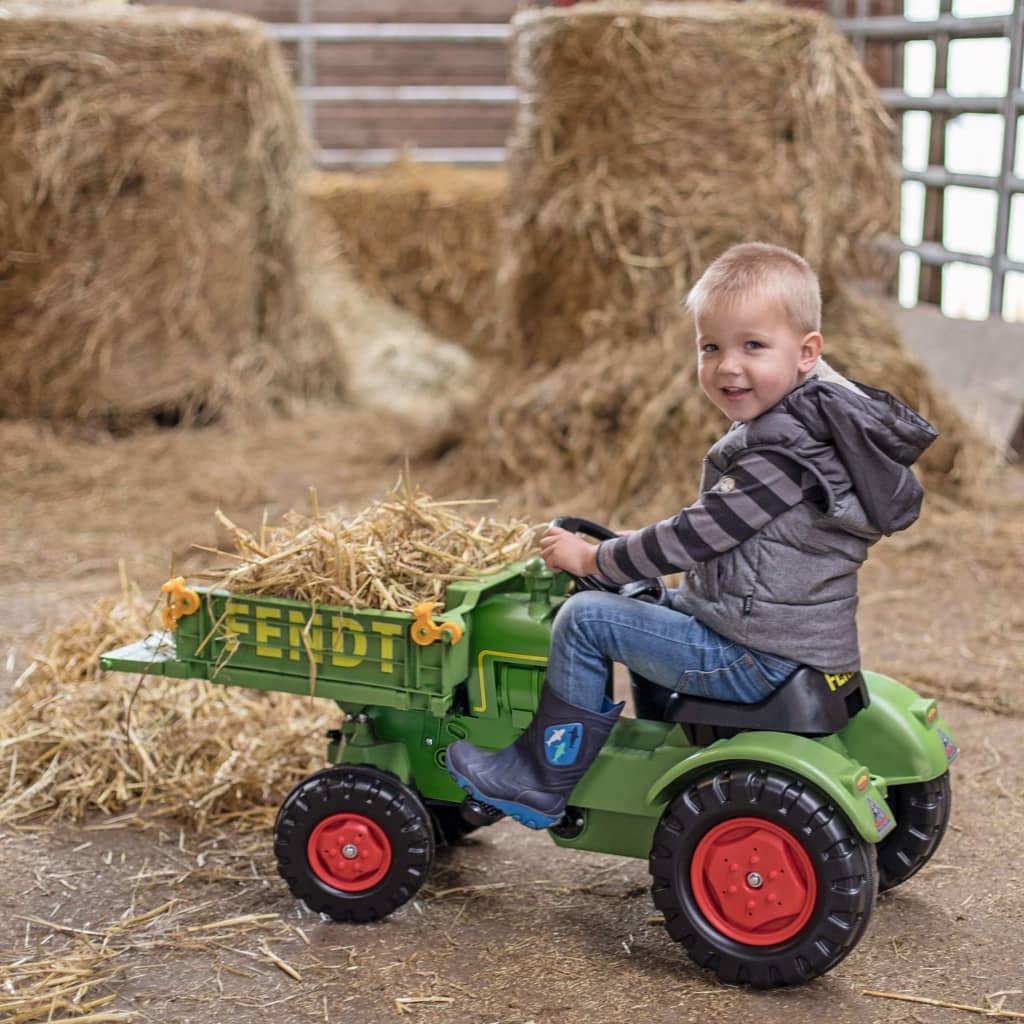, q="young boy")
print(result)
[446,242,937,830]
